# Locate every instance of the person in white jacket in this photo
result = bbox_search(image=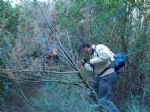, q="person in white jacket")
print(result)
[80,42,119,112]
